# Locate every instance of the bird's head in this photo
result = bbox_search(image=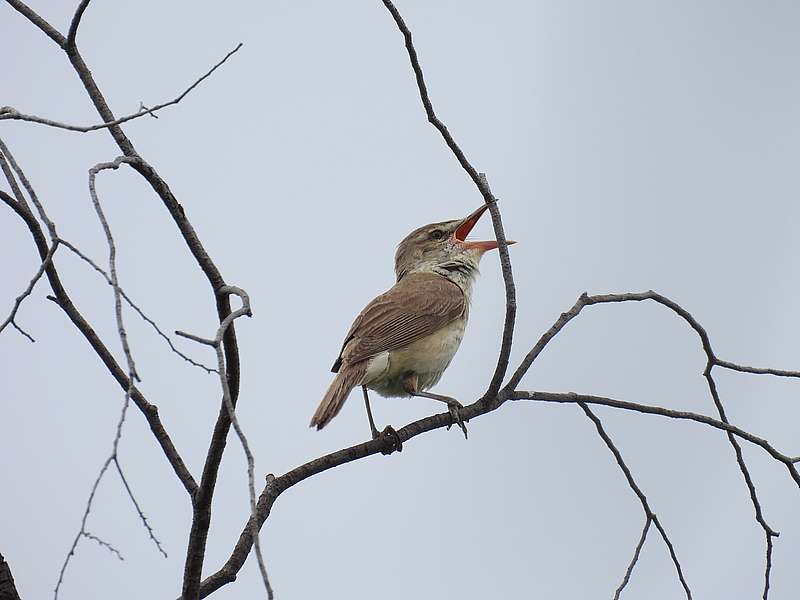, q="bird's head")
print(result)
[394,204,515,282]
